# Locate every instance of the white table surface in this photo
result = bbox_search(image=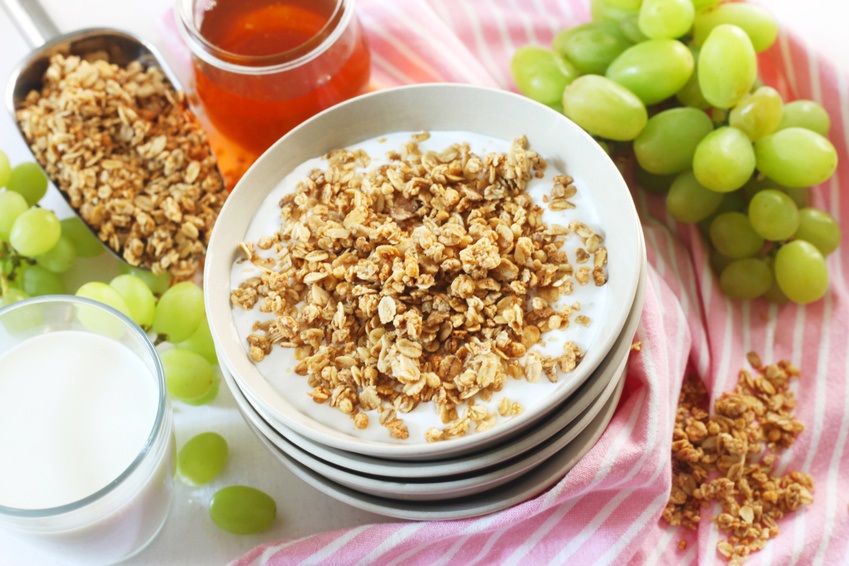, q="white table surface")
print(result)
[0,1,846,564]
